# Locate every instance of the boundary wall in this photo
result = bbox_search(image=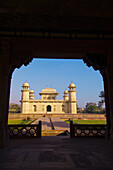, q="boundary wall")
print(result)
[8,113,106,120]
